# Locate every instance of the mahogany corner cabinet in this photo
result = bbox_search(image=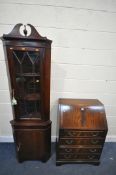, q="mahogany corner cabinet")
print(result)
[1,23,52,162]
[56,98,108,165]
